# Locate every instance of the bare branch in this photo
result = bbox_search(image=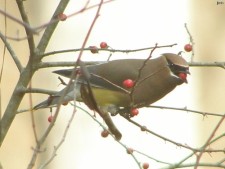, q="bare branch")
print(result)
[28,84,38,144]
[0,0,70,149]
[39,61,225,70]
[73,0,122,140]
[22,87,57,95]
[41,44,177,58]
[76,105,142,169]
[28,1,108,167]
[130,43,159,106]
[36,0,70,53]
[16,0,35,53]
[0,31,23,72]
[149,105,225,117]
[121,115,225,153]
[0,8,37,35]
[184,23,195,61]
[67,0,114,18]
[38,61,105,69]
[38,107,76,169]
[189,61,225,69]
[160,162,225,169]
[194,115,225,169]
